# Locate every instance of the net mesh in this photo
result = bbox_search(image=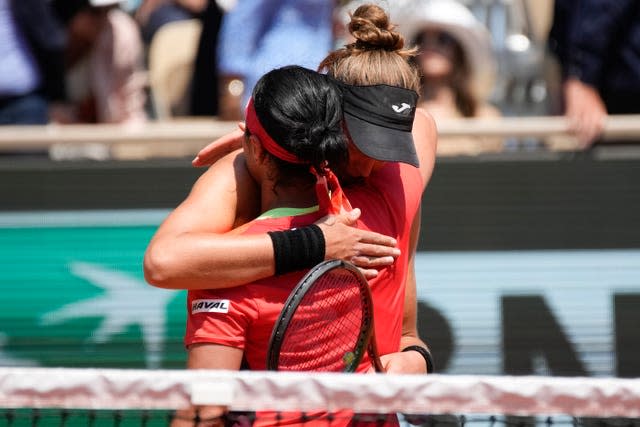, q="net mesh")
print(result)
[1,368,640,427]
